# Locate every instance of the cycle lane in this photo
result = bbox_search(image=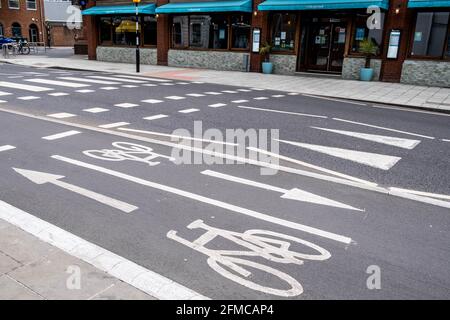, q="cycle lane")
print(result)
[0,110,449,299]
